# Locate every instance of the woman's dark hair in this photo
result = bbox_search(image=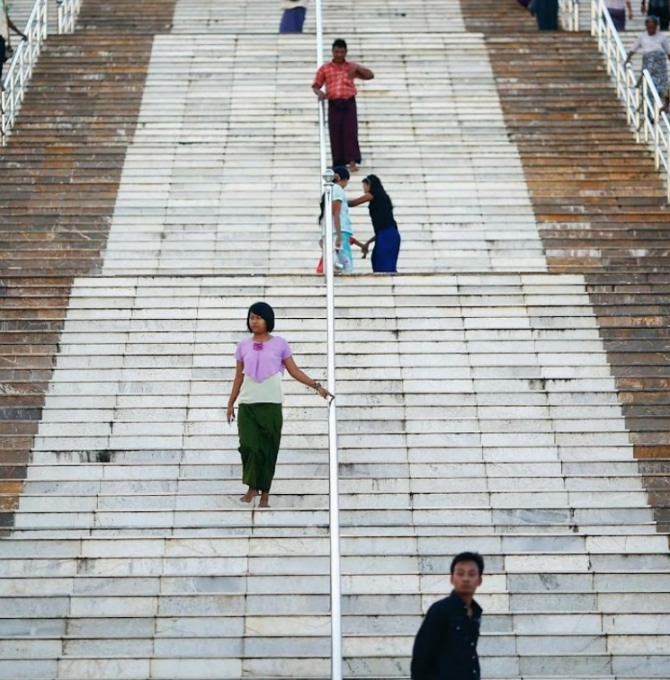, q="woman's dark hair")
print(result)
[450,552,484,576]
[332,38,347,50]
[247,301,275,333]
[364,174,393,210]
